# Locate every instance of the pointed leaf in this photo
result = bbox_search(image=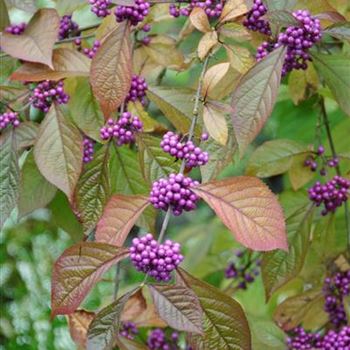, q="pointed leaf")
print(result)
[14,121,39,151]
[203,103,228,146]
[246,139,309,178]
[137,134,180,184]
[51,242,129,317]
[0,130,19,228]
[177,268,251,350]
[263,10,299,27]
[96,194,150,246]
[10,48,91,82]
[68,310,95,348]
[34,104,83,199]
[323,22,350,42]
[190,7,212,33]
[66,77,105,142]
[225,45,254,74]
[198,31,218,60]
[202,63,231,98]
[219,0,252,24]
[0,9,59,68]
[262,206,314,299]
[87,290,135,350]
[192,176,288,251]
[231,46,287,156]
[18,151,57,217]
[90,21,132,118]
[149,284,203,334]
[312,52,350,116]
[75,144,111,232]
